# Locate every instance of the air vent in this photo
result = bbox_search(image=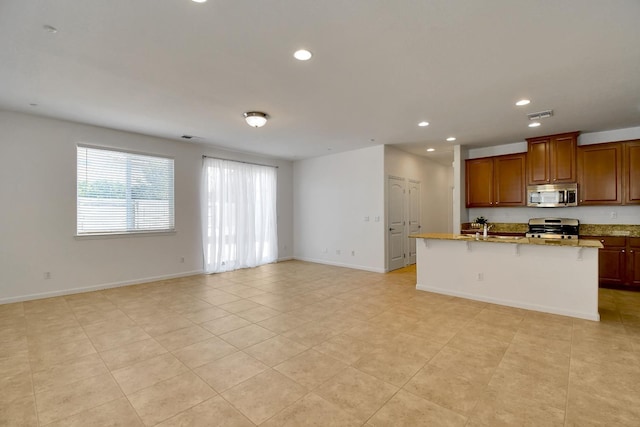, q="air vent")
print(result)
[527,110,554,121]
